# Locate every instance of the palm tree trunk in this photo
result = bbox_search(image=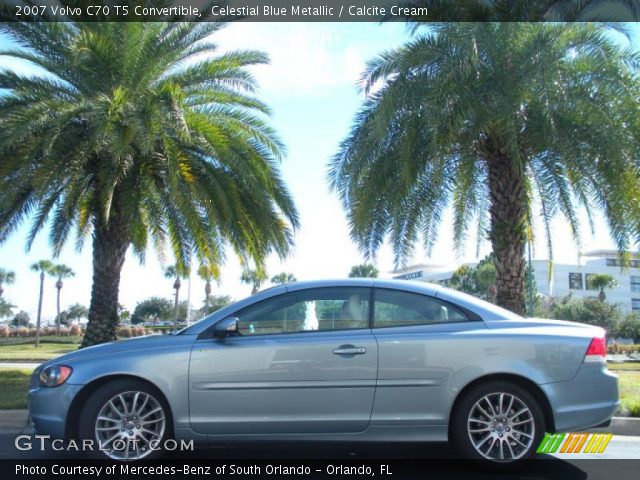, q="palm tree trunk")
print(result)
[174,286,180,328]
[486,150,527,316]
[82,209,130,348]
[55,283,61,335]
[35,272,44,348]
